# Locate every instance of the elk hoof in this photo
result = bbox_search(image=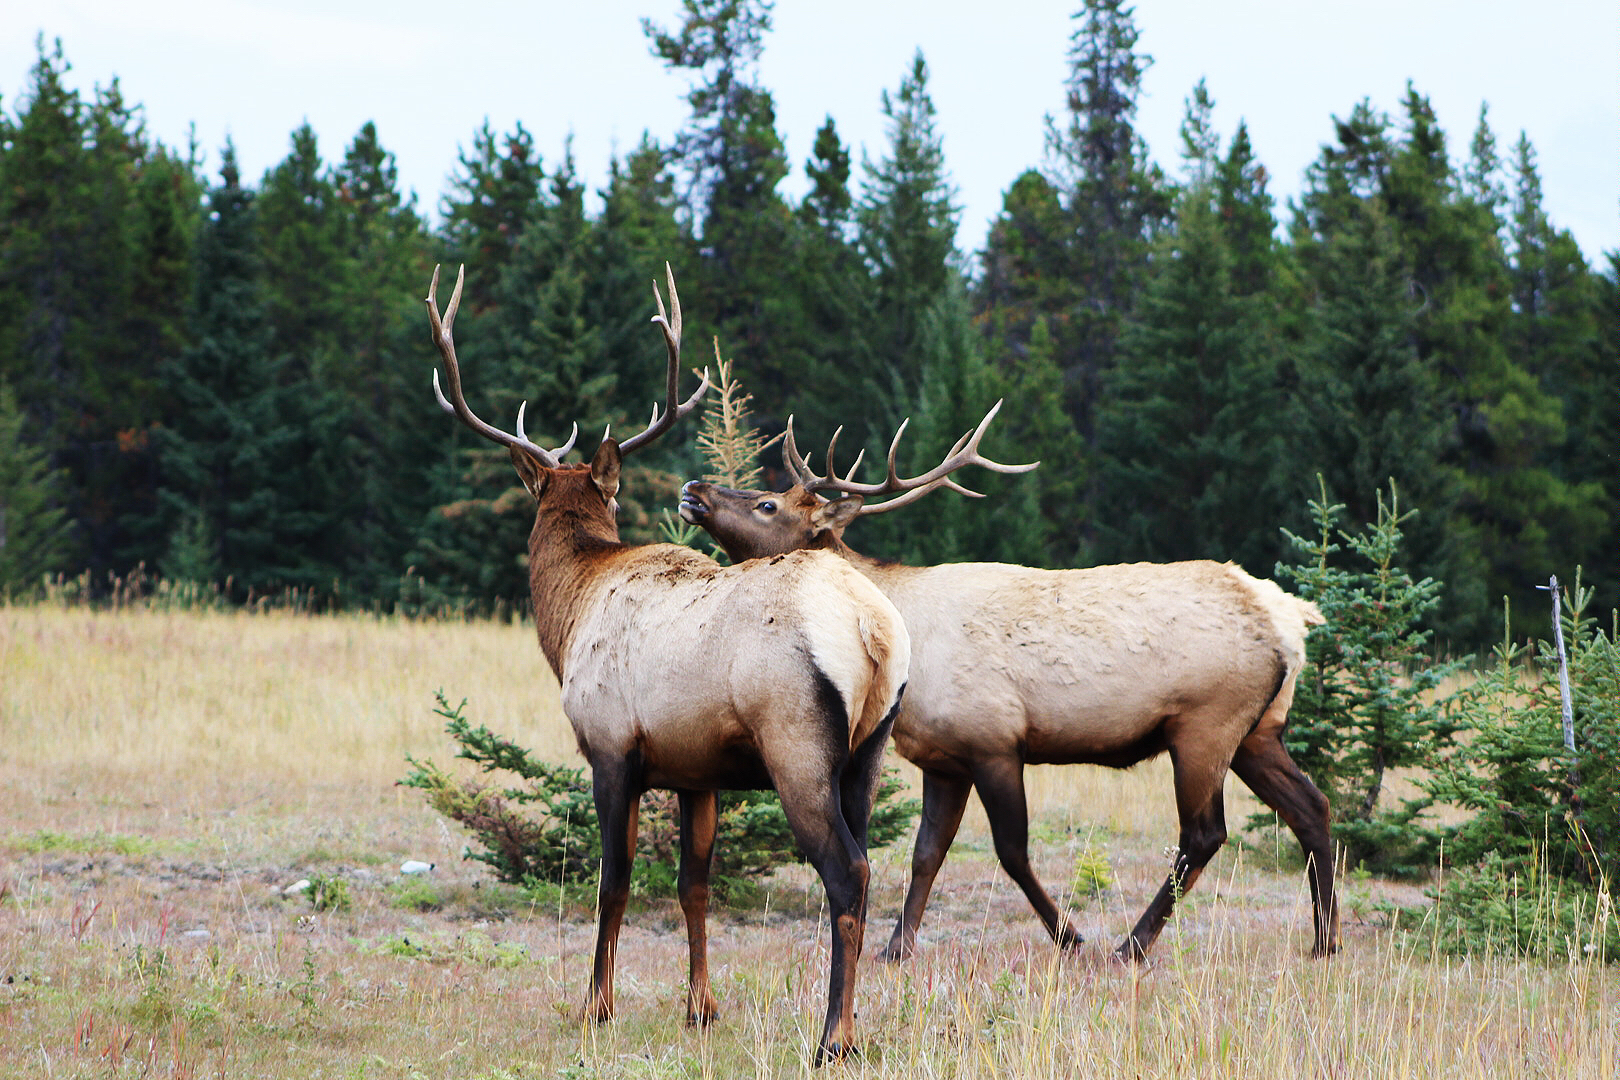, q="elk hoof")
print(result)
[876,940,914,964]
[1055,925,1084,950]
[1111,939,1150,965]
[813,1040,860,1067]
[583,998,614,1025]
[686,997,718,1028]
